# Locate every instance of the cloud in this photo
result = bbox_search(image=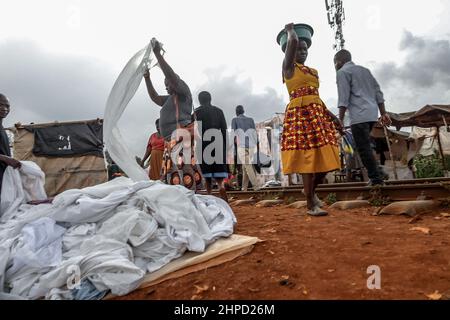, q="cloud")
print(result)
[374,31,450,112]
[0,39,160,157]
[193,67,287,125]
[0,39,114,123]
